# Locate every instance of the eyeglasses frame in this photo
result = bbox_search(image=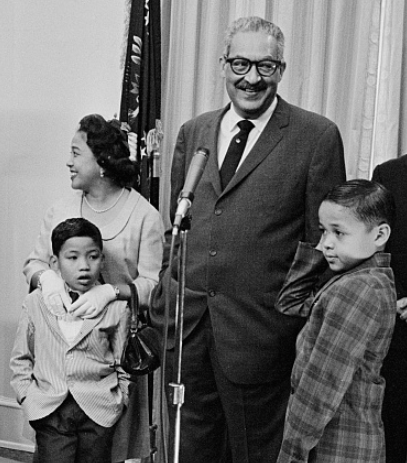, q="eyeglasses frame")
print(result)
[224,55,283,77]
